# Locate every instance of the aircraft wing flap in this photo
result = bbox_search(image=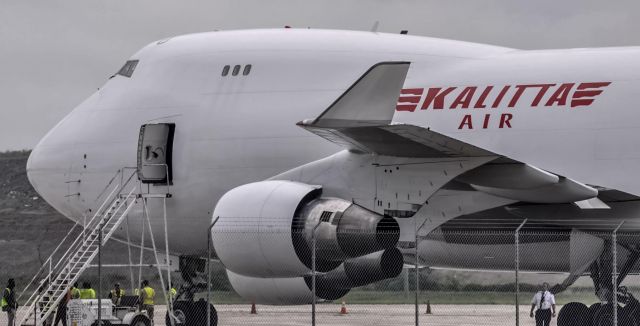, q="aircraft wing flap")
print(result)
[299,123,495,158]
